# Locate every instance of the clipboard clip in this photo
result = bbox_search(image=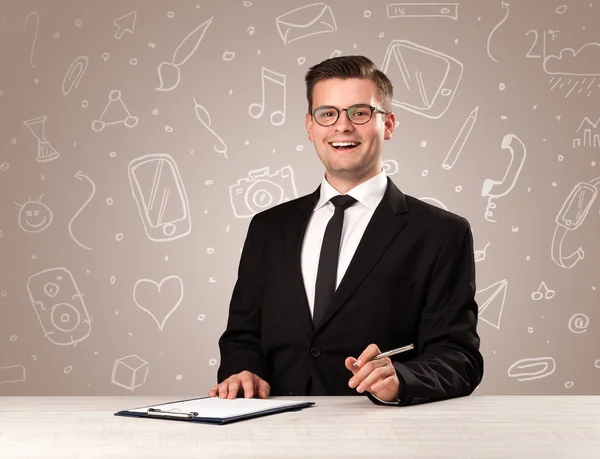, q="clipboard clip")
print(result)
[147,408,198,418]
